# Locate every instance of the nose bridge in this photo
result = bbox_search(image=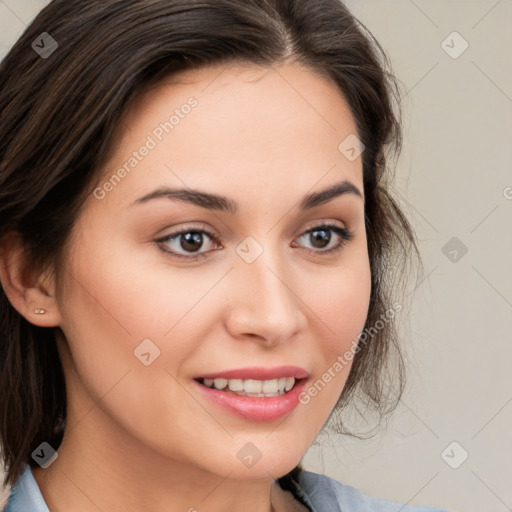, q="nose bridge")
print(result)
[225,236,303,342]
